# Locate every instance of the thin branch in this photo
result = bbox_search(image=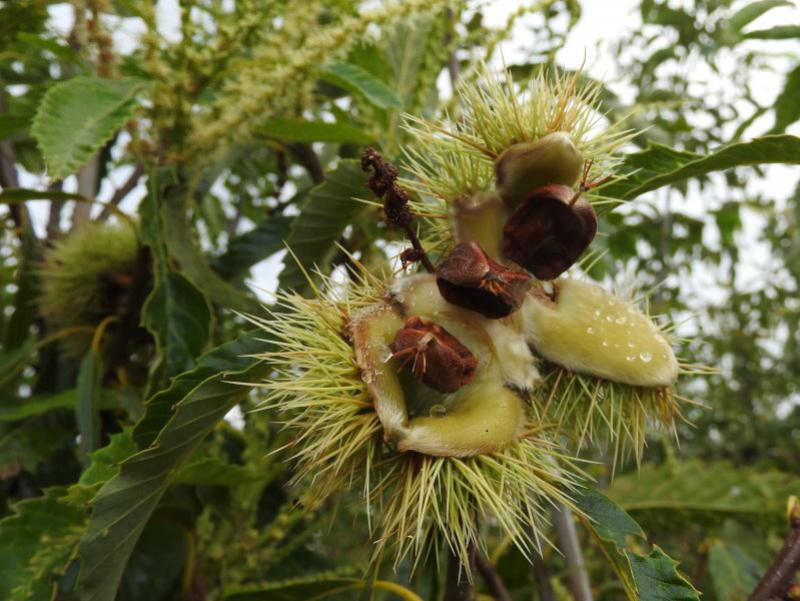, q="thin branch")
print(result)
[531,545,556,601]
[97,163,145,222]
[46,180,64,239]
[71,153,100,231]
[749,499,800,601]
[475,550,511,601]
[286,142,324,184]
[0,82,29,234]
[444,542,476,601]
[553,502,593,601]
